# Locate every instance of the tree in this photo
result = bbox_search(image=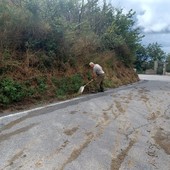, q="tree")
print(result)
[165,53,170,72]
[147,42,165,62]
[134,42,166,73]
[135,45,148,72]
[0,0,144,68]
[101,9,143,65]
